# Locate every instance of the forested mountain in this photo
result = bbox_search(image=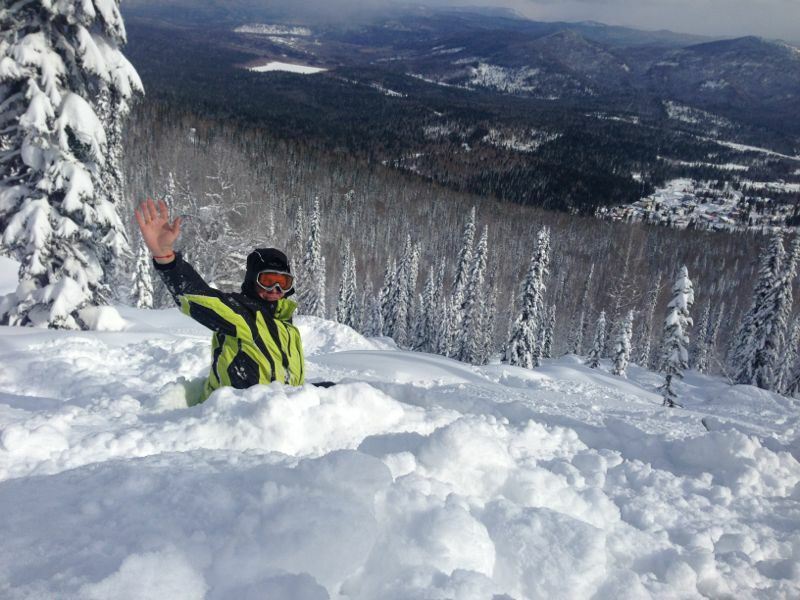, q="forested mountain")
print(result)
[123,99,775,379]
[119,2,800,214]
